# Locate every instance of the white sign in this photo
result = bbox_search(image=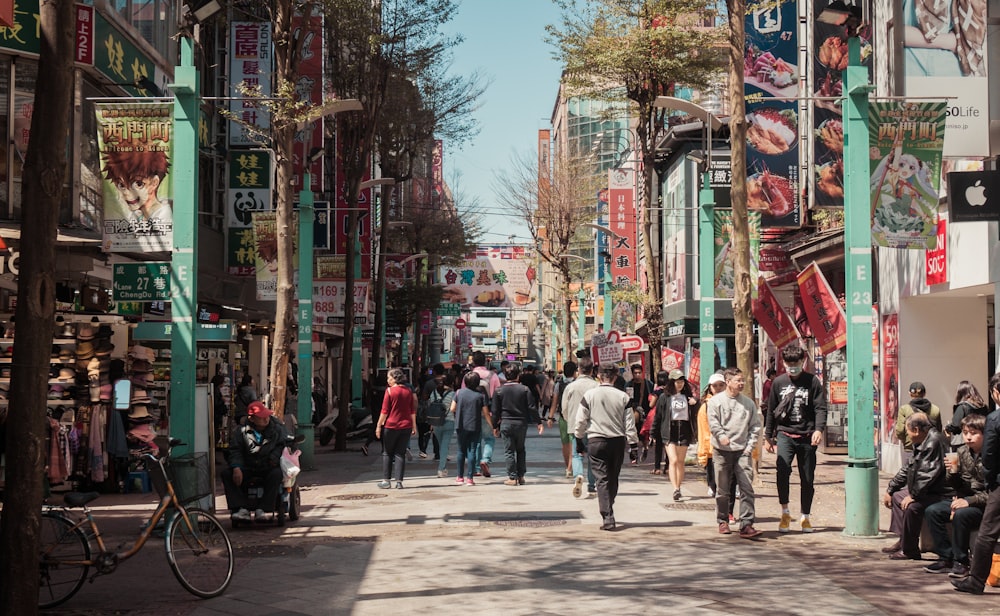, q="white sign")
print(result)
[229,22,272,147]
[312,281,369,325]
[590,330,644,365]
